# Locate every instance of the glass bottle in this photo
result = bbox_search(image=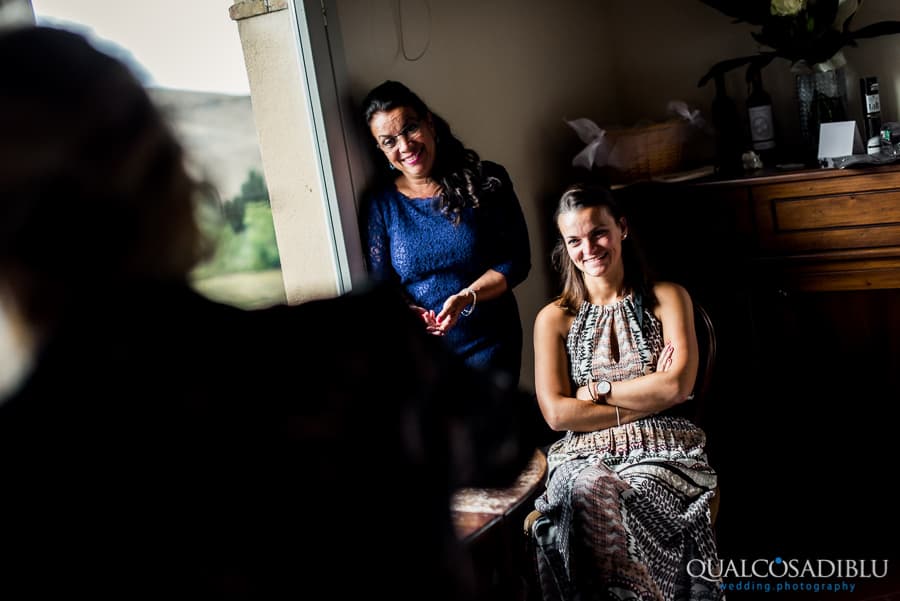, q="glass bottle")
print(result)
[746,65,777,166]
[860,77,882,155]
[711,73,744,175]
